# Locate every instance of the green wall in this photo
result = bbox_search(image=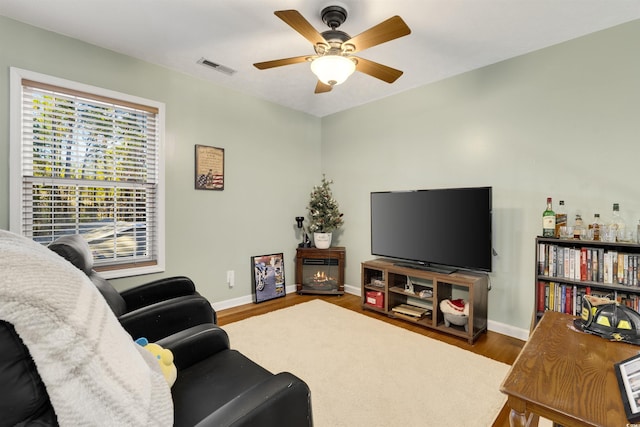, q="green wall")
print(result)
[0,16,322,305]
[2,15,639,335]
[322,19,640,335]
